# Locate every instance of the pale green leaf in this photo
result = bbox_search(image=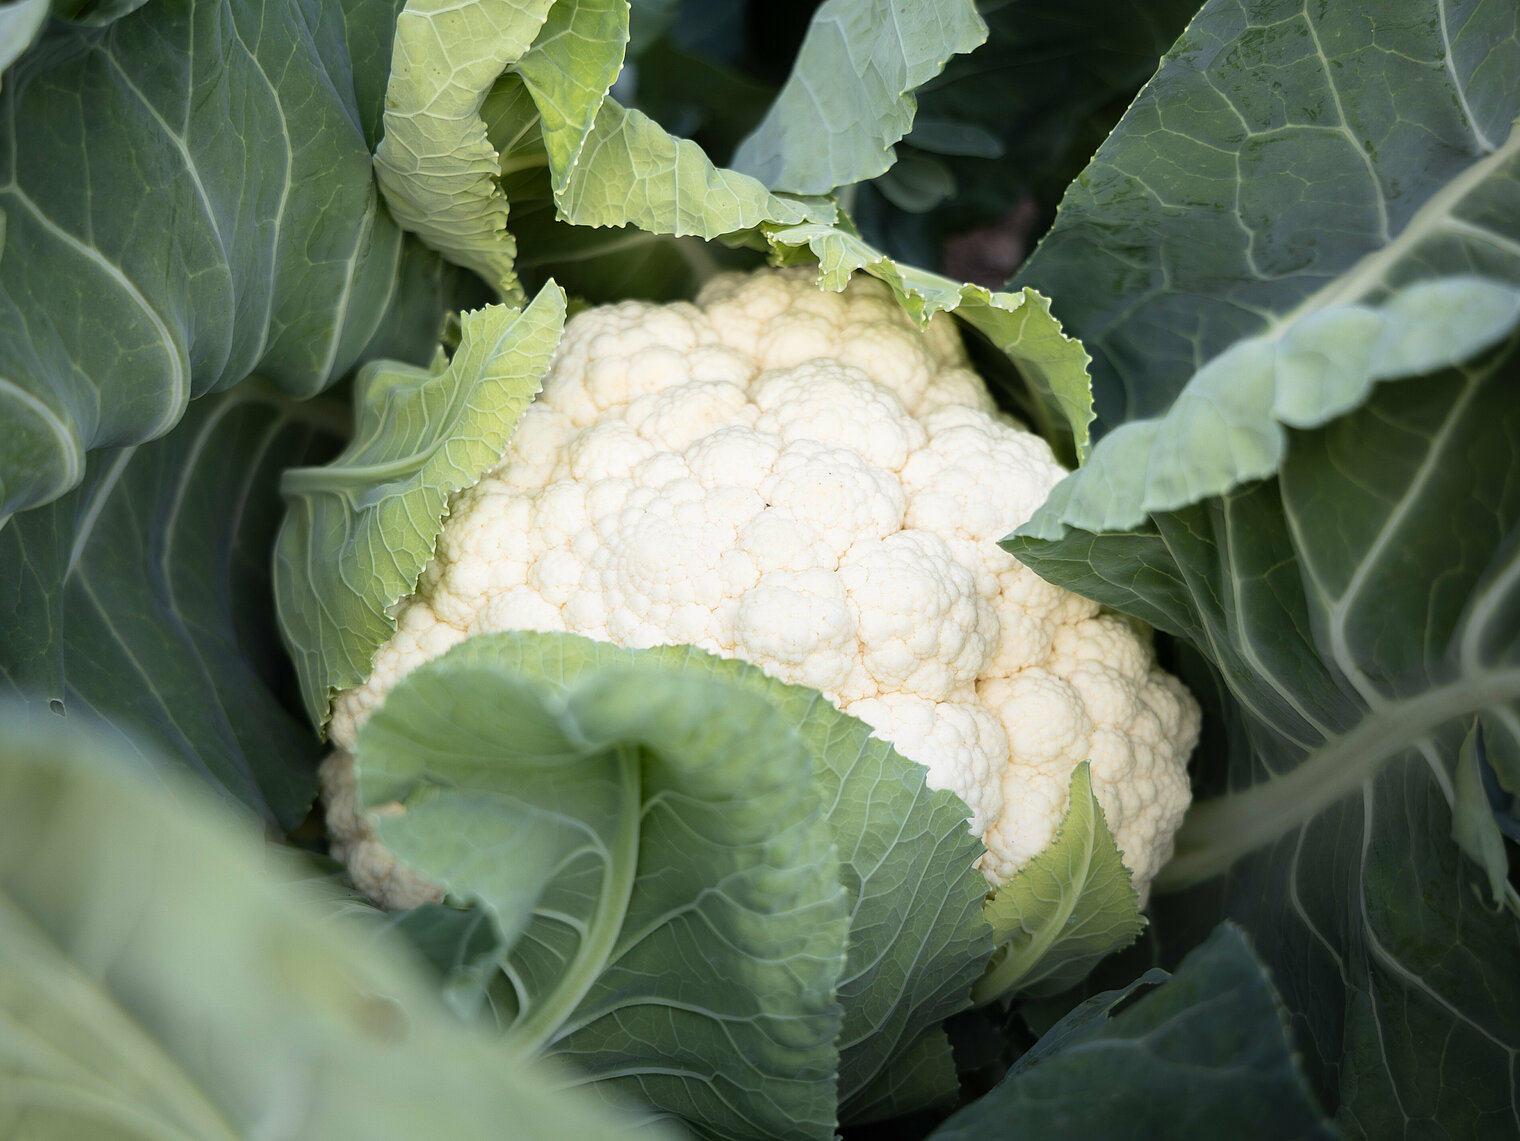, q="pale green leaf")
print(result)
[1019,276,1520,540]
[350,632,993,1132]
[513,0,627,197]
[974,762,1144,1004]
[357,632,851,1141]
[0,709,668,1141]
[274,284,566,731]
[560,96,825,235]
[374,0,559,302]
[730,0,986,195]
